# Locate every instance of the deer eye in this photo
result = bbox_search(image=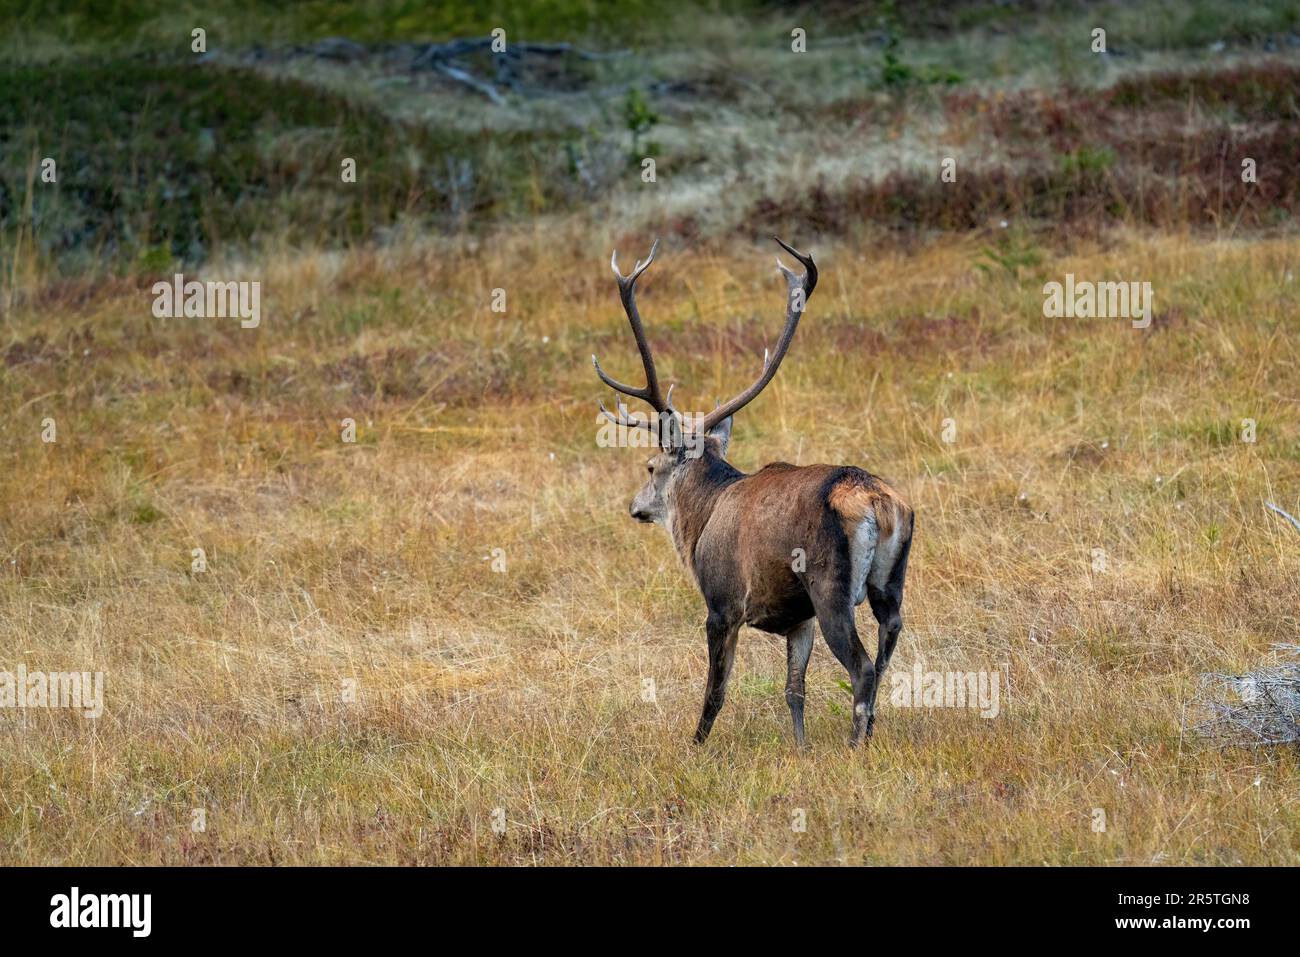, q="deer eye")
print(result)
[647,465,654,475]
